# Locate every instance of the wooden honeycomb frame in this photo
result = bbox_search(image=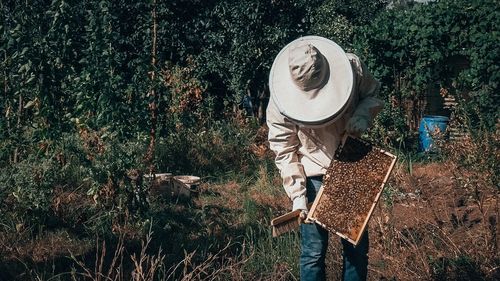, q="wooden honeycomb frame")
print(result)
[306,136,397,245]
